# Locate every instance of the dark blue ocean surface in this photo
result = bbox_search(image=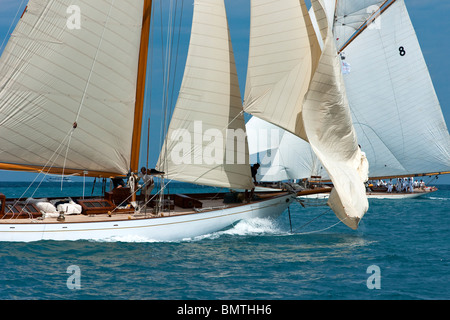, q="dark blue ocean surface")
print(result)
[0,182,448,300]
